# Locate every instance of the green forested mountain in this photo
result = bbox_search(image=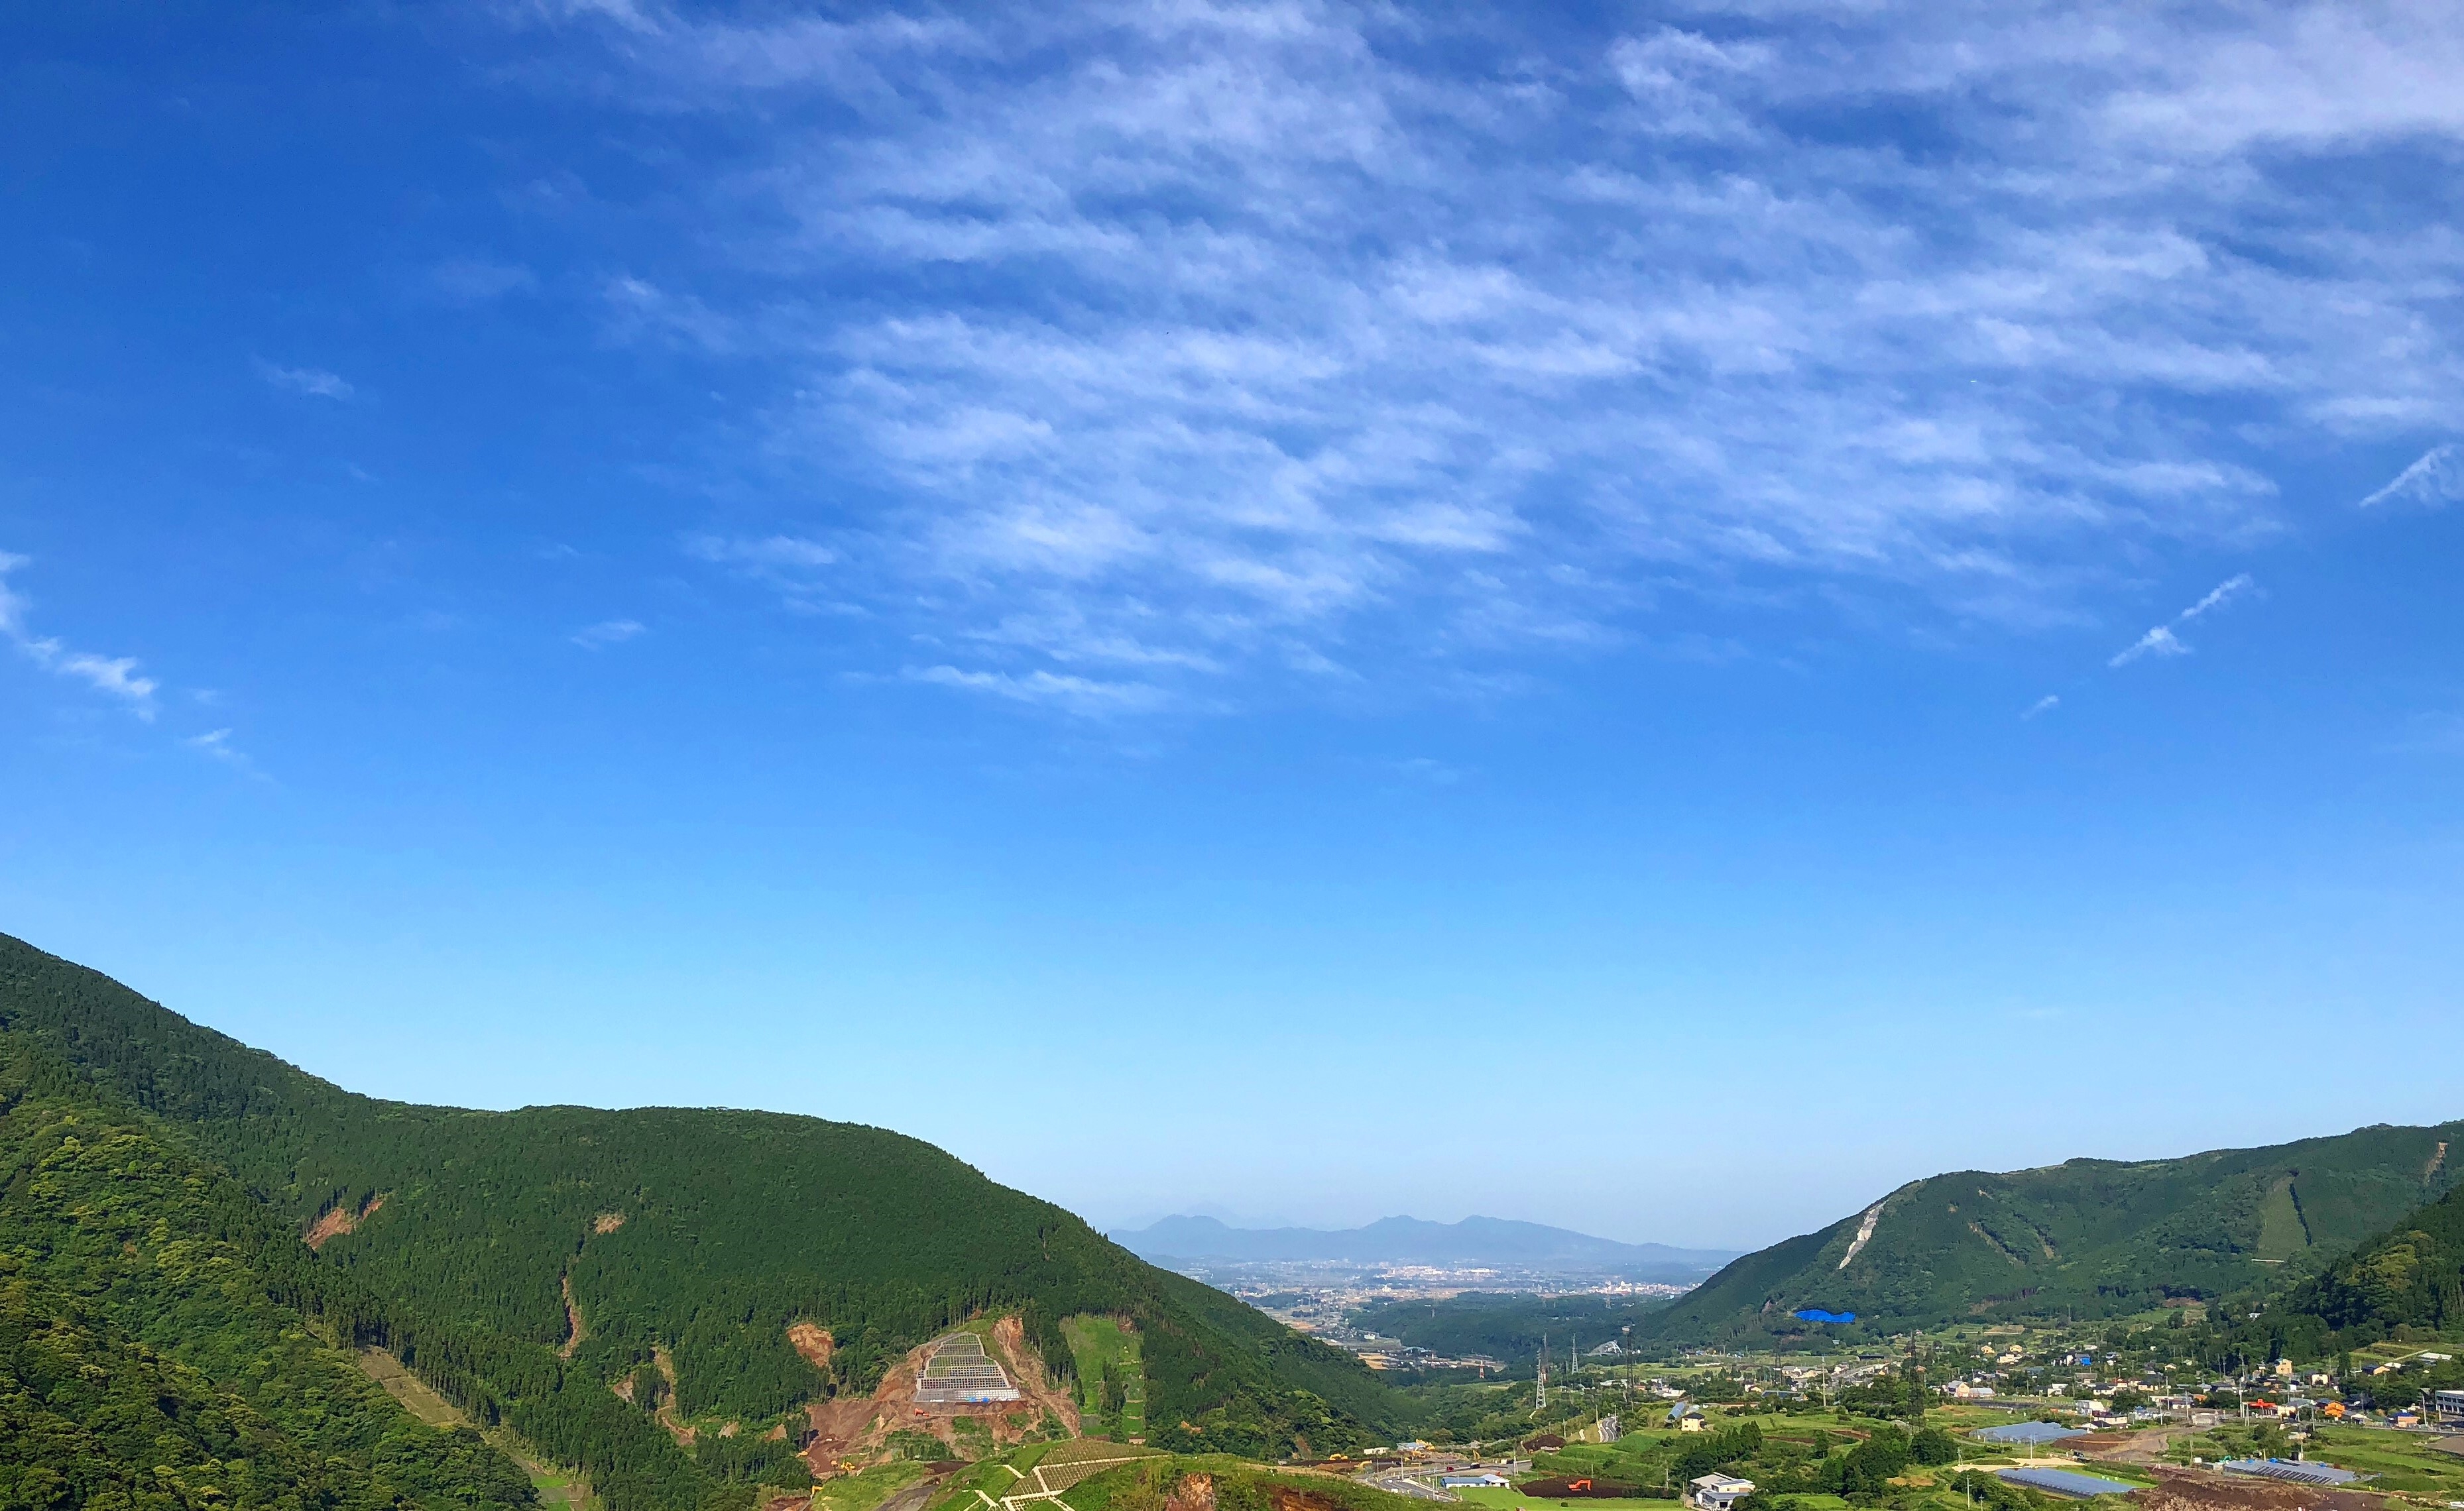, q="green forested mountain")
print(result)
[0,932,1397,1510]
[2282,1180,2464,1339]
[1643,1121,2464,1341]
[0,1035,536,1511]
